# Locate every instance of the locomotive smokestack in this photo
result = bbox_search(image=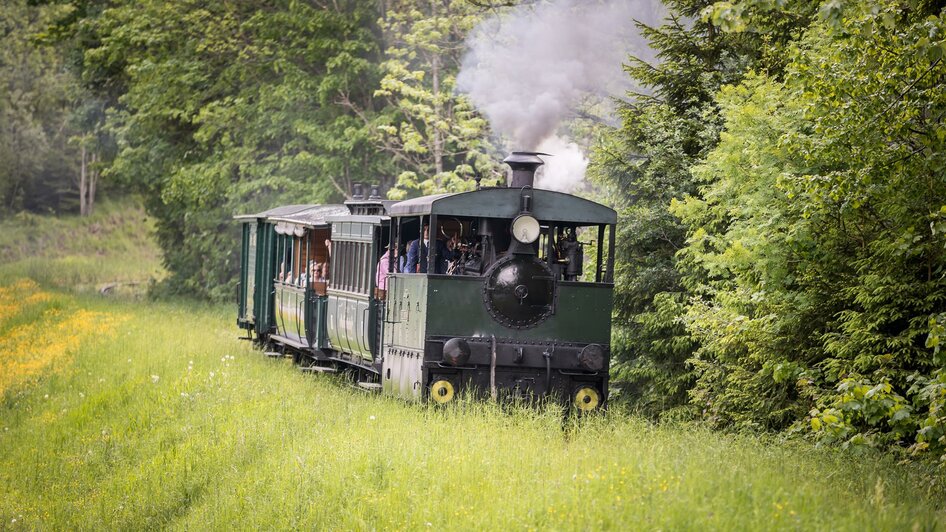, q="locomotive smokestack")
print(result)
[503,152,548,188]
